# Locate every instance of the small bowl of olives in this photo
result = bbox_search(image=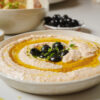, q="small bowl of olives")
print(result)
[44,14,84,31]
